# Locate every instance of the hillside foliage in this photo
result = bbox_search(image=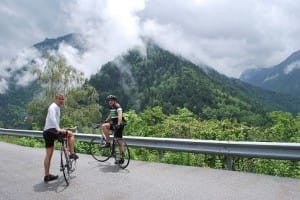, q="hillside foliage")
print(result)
[89,43,300,126]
